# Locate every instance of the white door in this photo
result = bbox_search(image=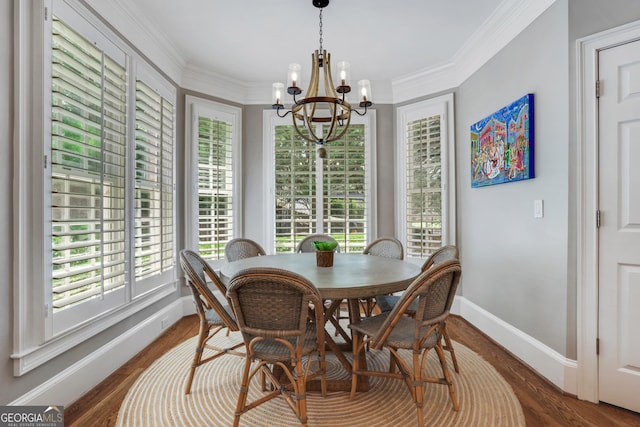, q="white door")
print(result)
[598,39,640,413]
